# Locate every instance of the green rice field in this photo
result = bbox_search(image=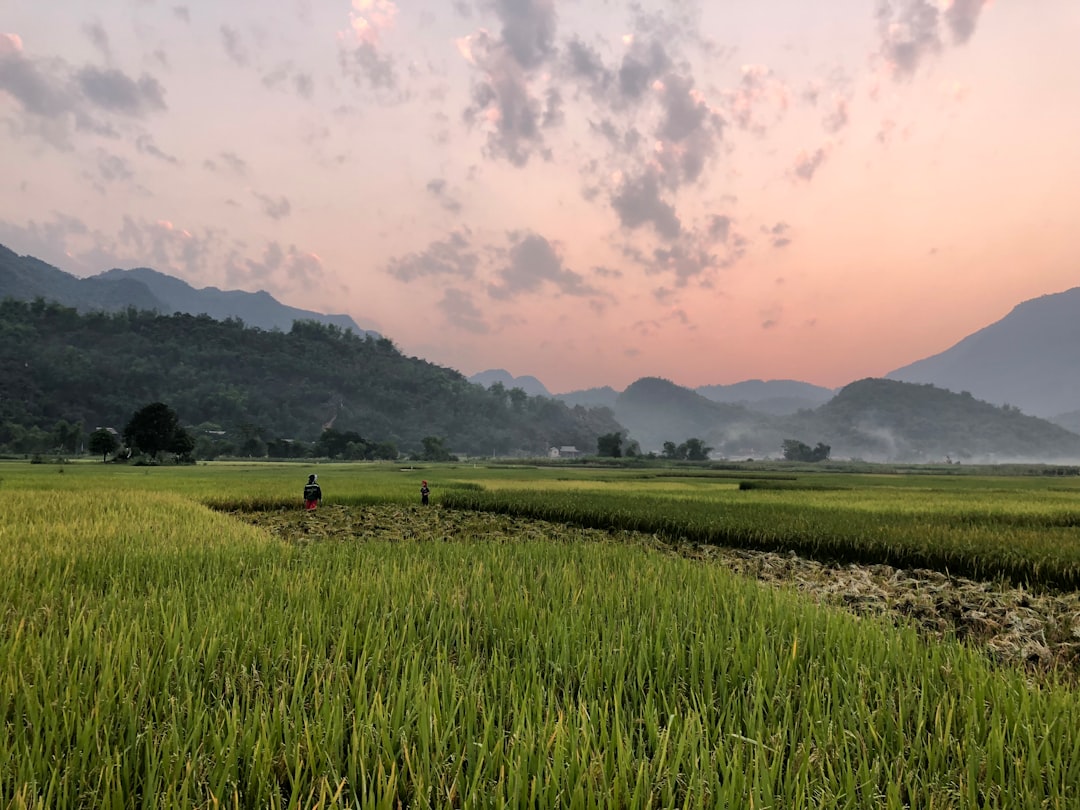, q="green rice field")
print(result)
[2,460,1080,807]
